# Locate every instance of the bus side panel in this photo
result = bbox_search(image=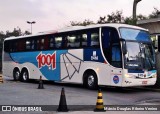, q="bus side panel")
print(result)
[60,49,83,83]
[59,49,113,86]
[9,50,68,81]
[3,52,17,77]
